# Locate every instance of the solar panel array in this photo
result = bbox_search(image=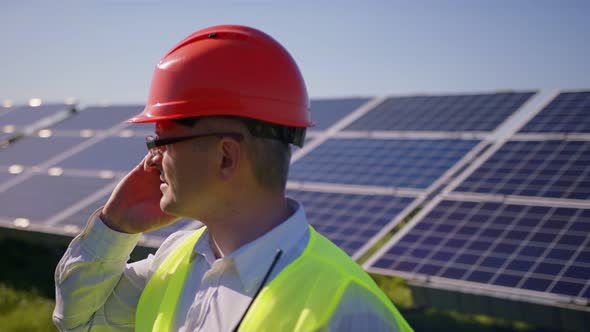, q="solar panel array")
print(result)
[0,103,72,143]
[288,92,532,258]
[0,105,200,244]
[1,93,535,259]
[367,90,590,307]
[2,90,588,329]
[0,99,382,249]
